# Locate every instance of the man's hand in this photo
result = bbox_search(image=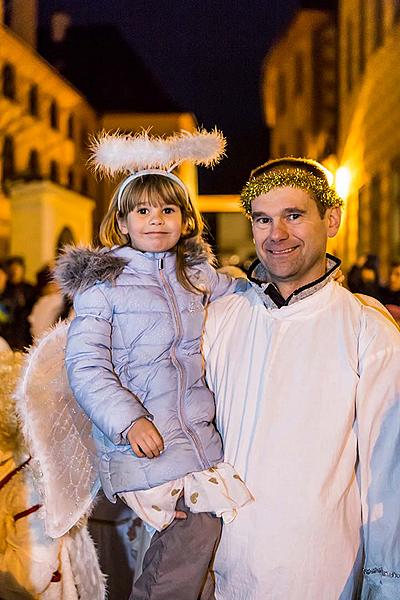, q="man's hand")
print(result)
[127,418,164,458]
